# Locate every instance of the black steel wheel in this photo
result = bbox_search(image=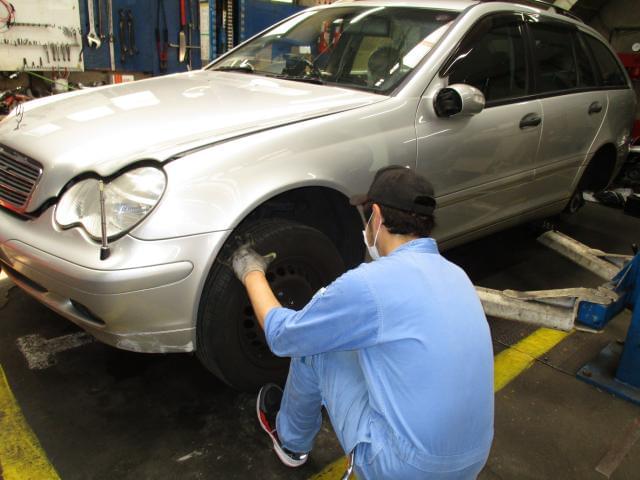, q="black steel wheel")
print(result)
[196,219,345,392]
